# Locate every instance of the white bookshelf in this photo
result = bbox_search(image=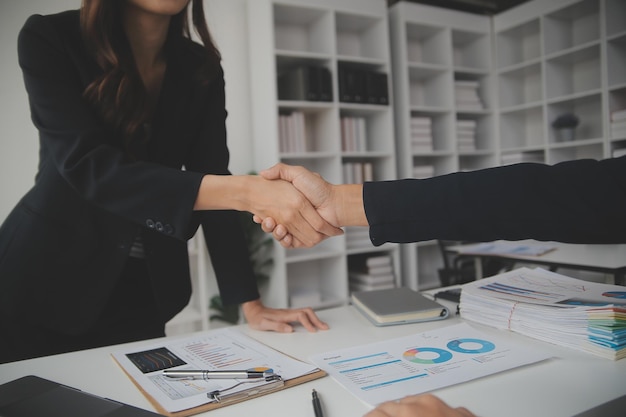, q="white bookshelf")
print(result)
[387,0,625,290]
[388,2,497,290]
[246,0,400,309]
[494,0,626,164]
